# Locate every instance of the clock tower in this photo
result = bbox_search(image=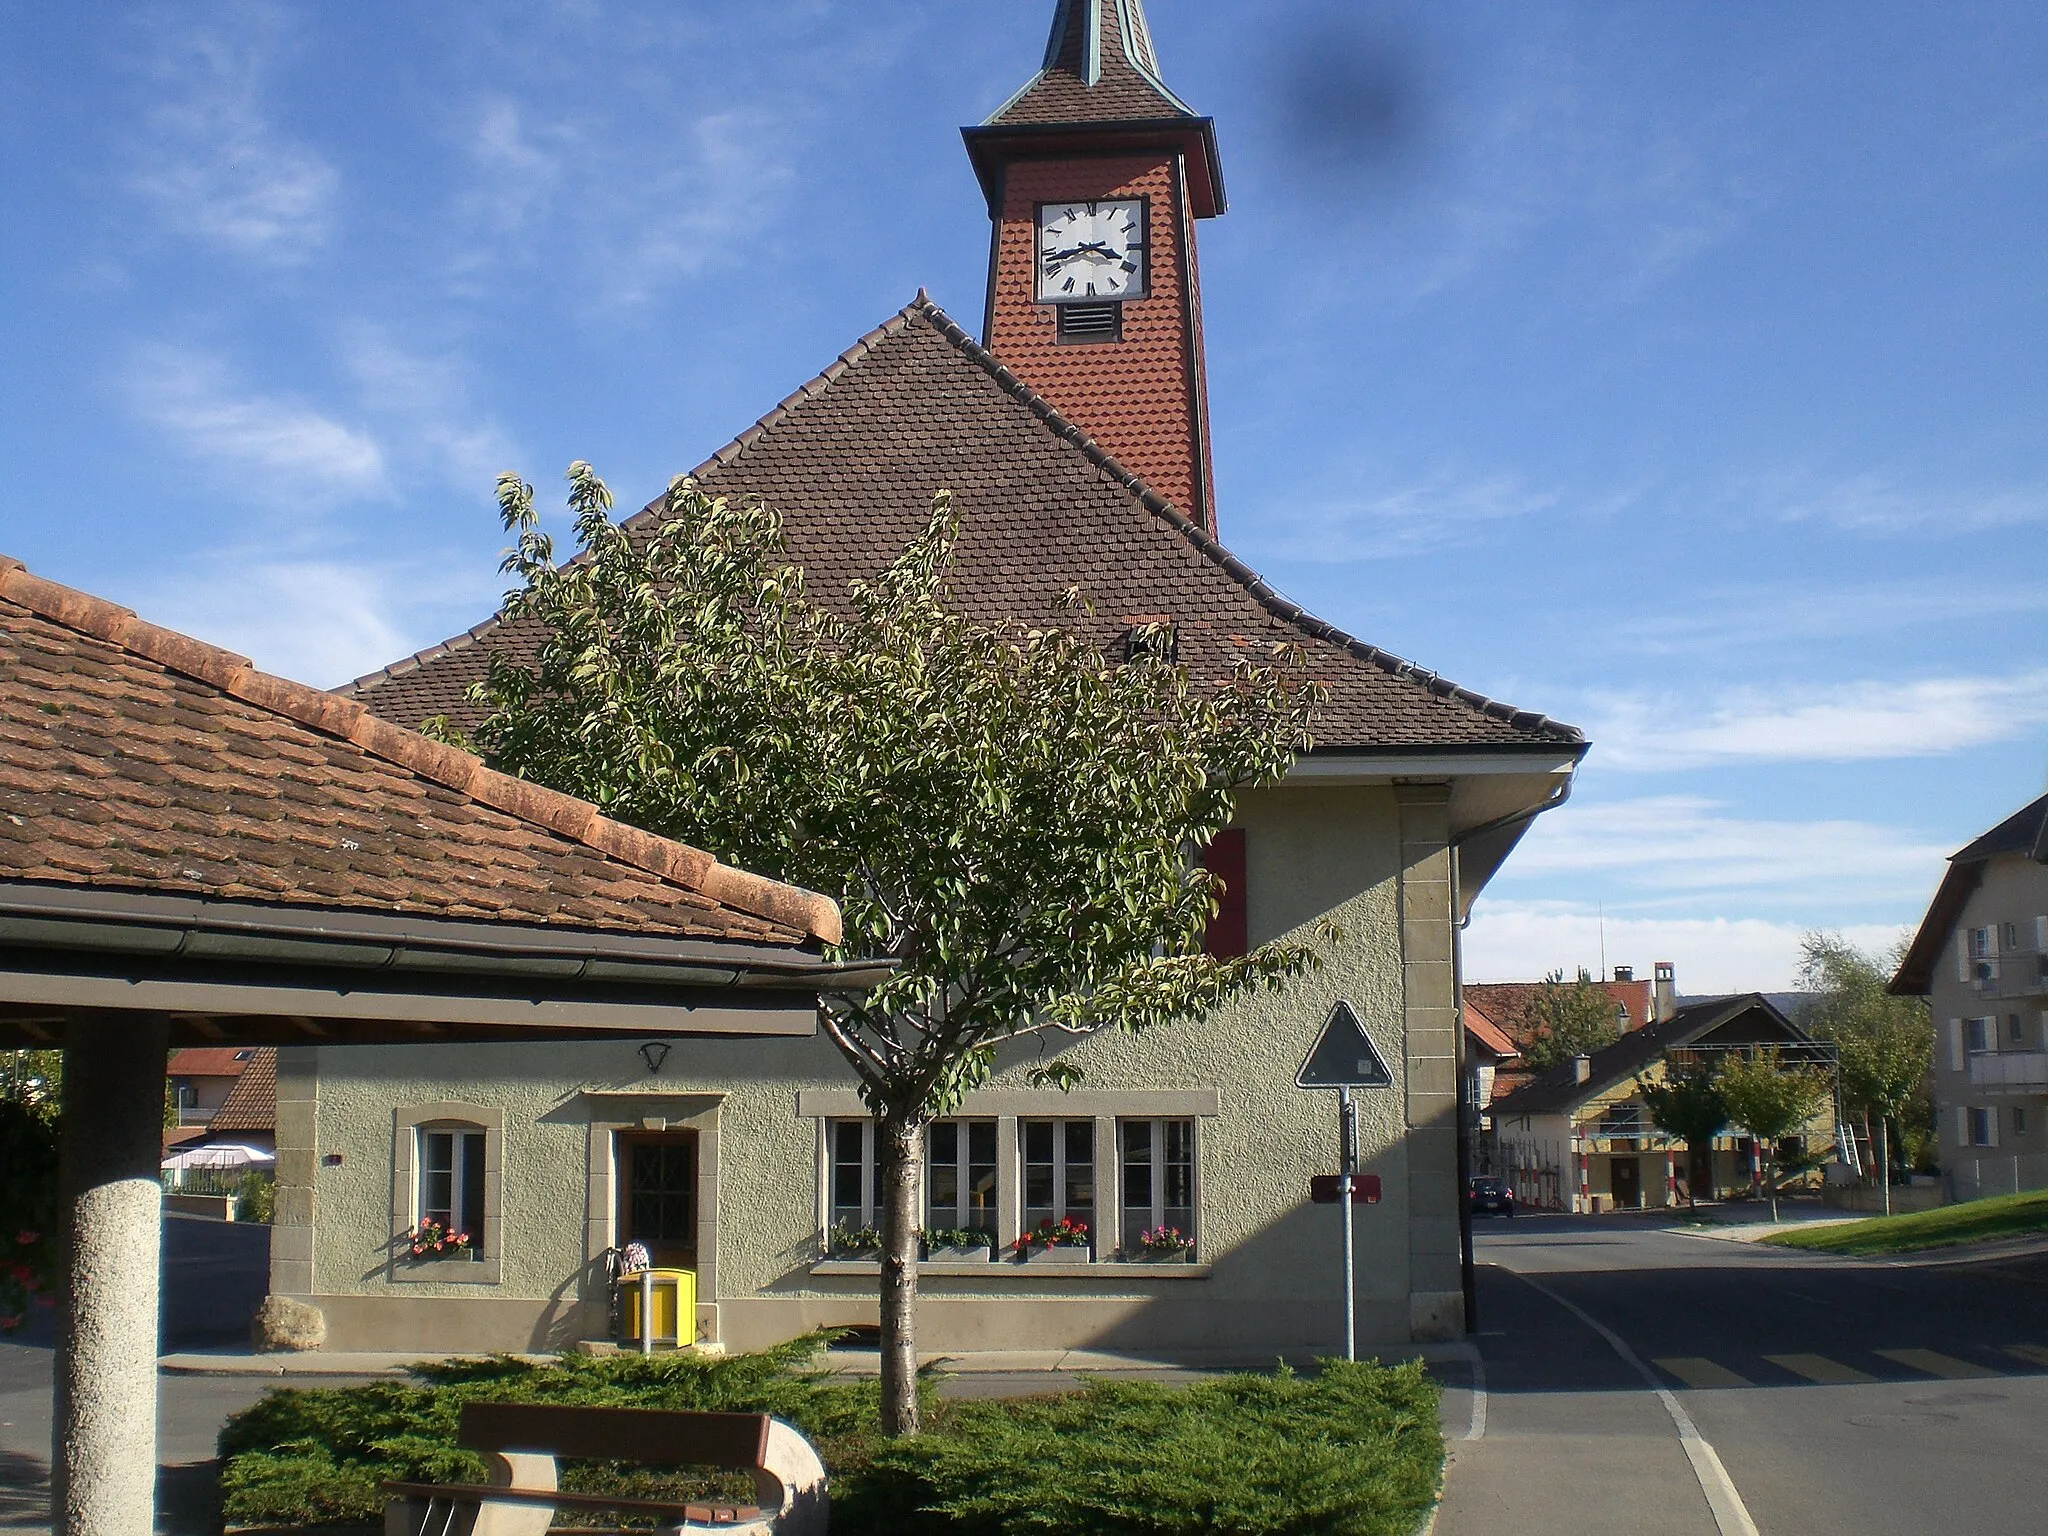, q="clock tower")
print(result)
[964,0,1226,535]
